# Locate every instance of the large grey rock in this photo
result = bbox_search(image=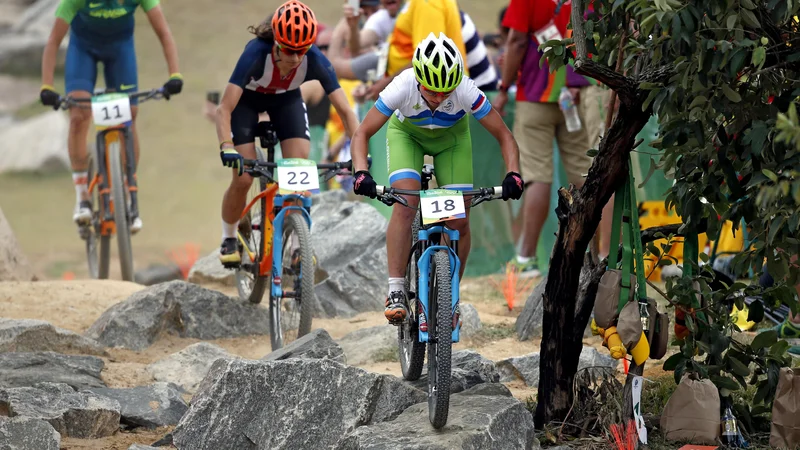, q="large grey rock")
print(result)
[451,350,500,383]
[0,416,60,450]
[0,382,120,438]
[578,346,618,377]
[0,207,35,282]
[85,280,270,350]
[337,325,397,366]
[83,383,188,429]
[134,263,184,286]
[172,359,426,450]
[0,352,105,389]
[497,347,617,387]
[0,112,69,174]
[0,318,106,356]
[406,351,500,394]
[336,390,538,449]
[187,250,235,287]
[459,303,481,338]
[457,383,513,397]
[146,342,238,394]
[262,329,345,363]
[496,353,541,385]
[515,276,547,341]
[311,200,388,318]
[515,269,595,341]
